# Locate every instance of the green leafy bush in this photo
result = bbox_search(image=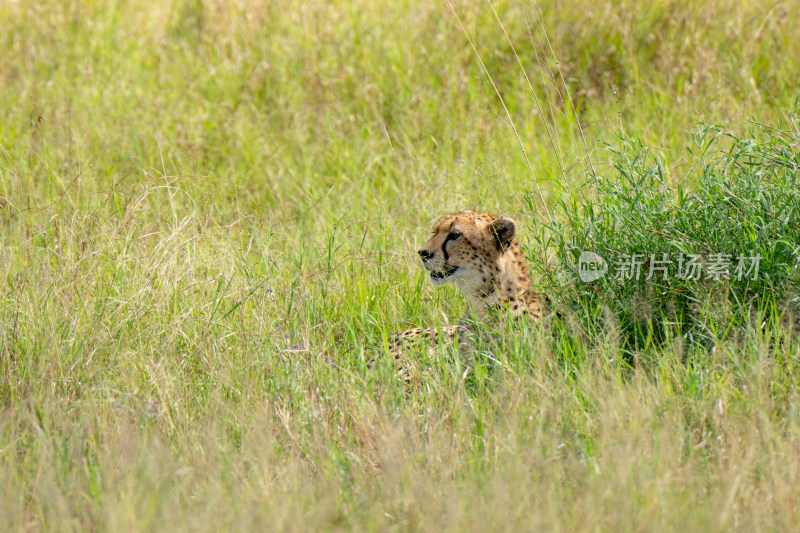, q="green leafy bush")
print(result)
[540,112,800,351]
